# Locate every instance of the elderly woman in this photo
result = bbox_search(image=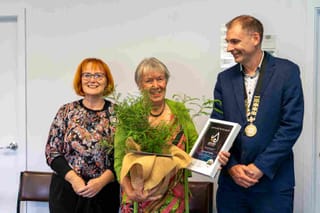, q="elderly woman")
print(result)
[114,57,229,212]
